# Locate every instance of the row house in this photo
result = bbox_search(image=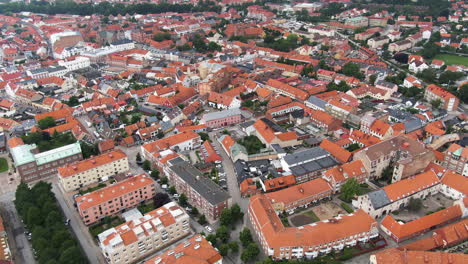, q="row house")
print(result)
[309,109,343,132]
[76,174,156,225]
[249,194,378,260]
[388,40,412,53]
[380,203,464,243]
[98,202,190,264]
[265,79,309,102]
[367,36,389,49]
[352,171,440,218]
[58,150,129,192]
[371,248,467,264]
[265,178,333,213]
